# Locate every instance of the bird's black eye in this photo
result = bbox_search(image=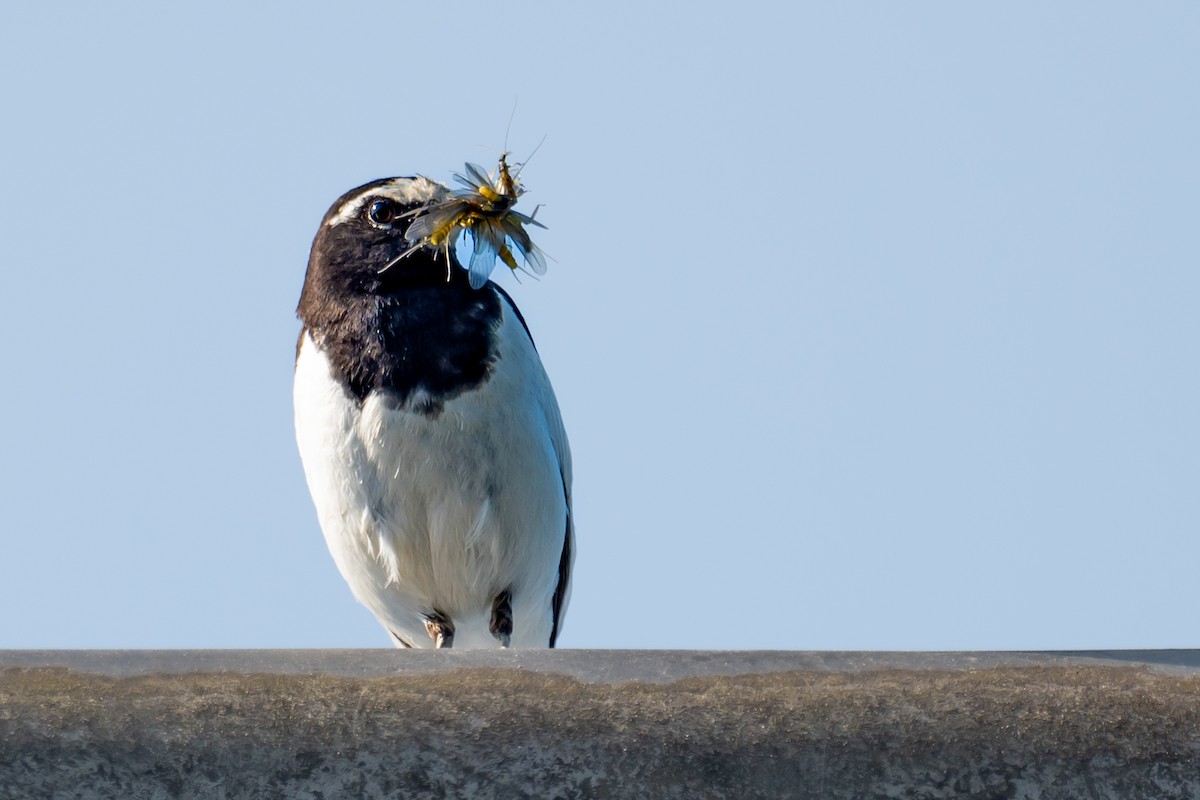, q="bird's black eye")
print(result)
[367,199,396,226]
